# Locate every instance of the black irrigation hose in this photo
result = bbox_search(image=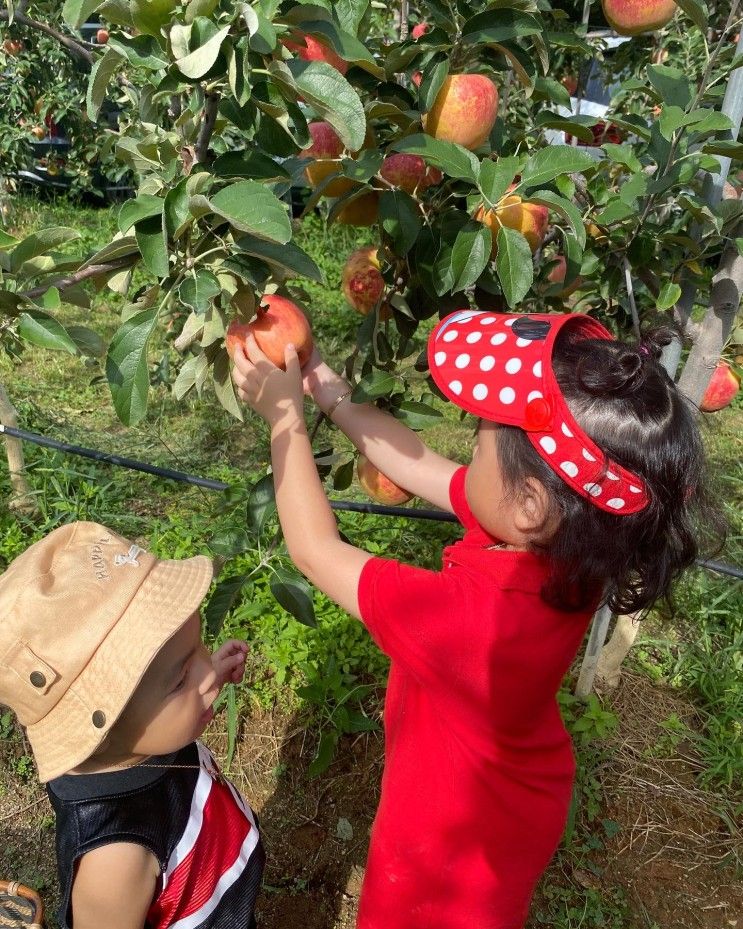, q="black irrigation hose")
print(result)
[2,424,742,582]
